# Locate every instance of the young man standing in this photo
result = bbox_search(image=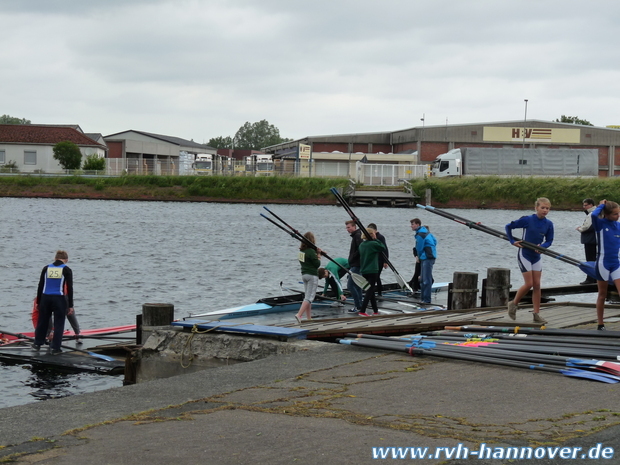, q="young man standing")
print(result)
[576,198,597,284]
[32,250,74,354]
[345,220,364,313]
[411,219,437,304]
